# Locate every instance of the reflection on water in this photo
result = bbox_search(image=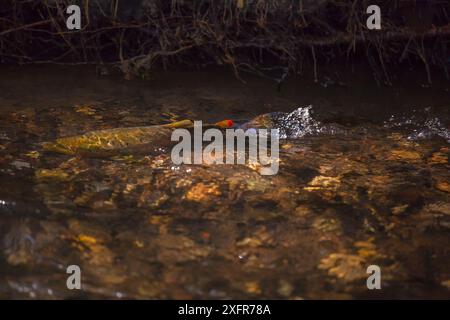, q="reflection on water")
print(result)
[0,66,449,299]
